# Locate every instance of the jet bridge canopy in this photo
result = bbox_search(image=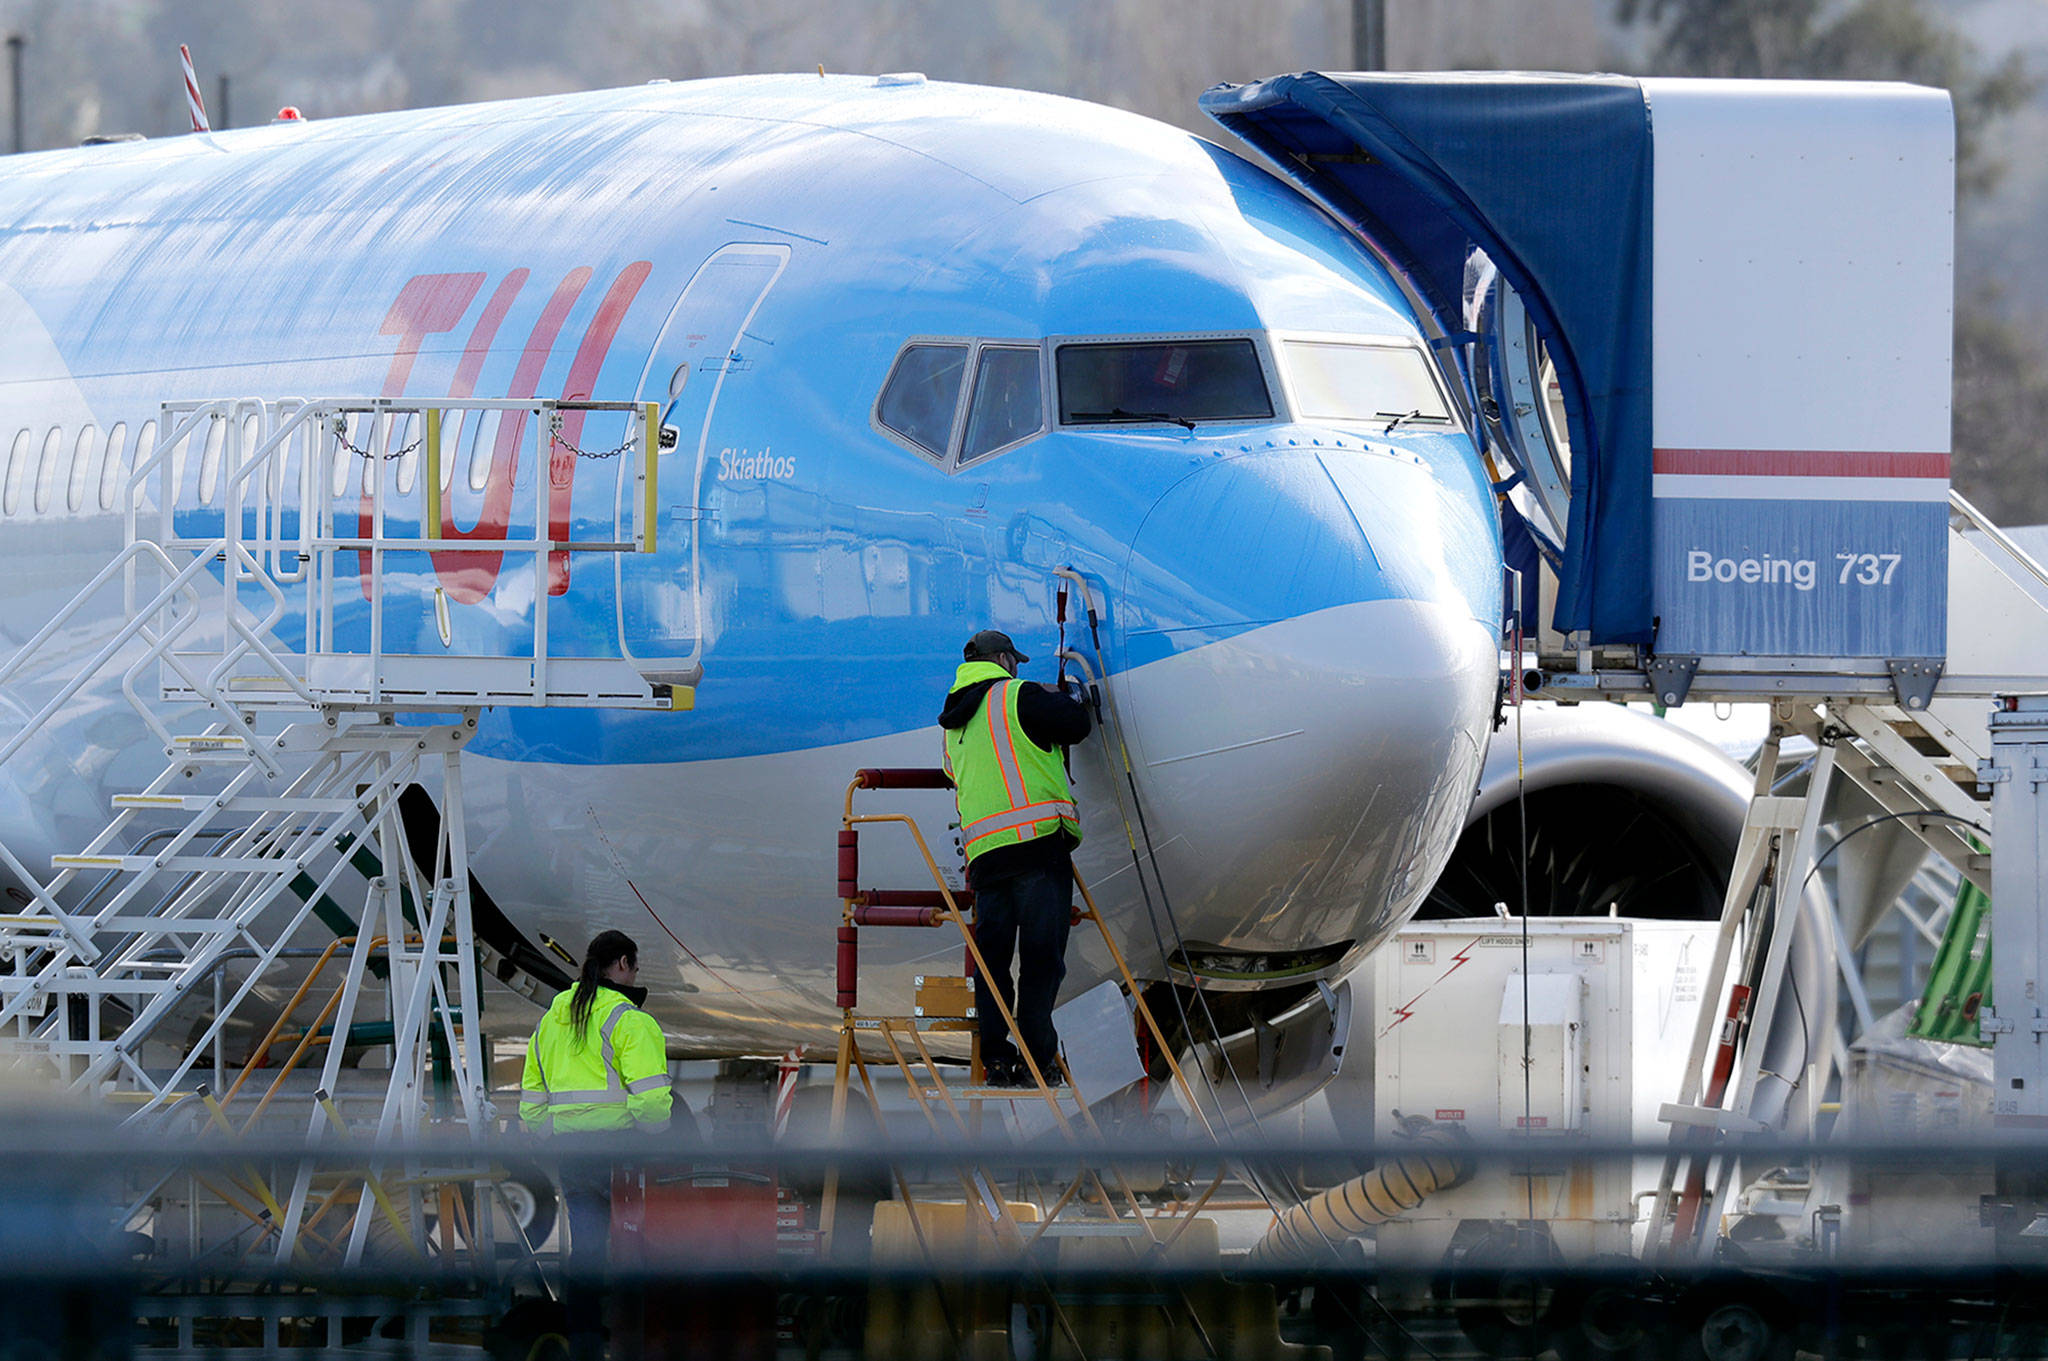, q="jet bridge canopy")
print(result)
[1204,73,1954,661]
[1203,71,1653,644]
